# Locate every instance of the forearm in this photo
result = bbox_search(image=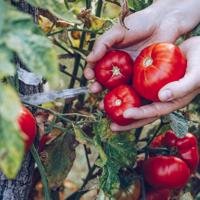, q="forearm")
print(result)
[151,0,200,34]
